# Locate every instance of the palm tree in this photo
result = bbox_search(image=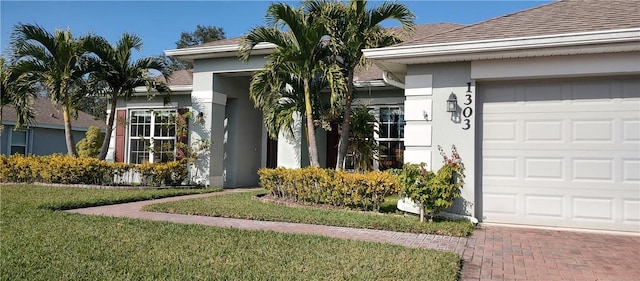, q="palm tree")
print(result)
[83,33,171,160]
[0,56,35,133]
[347,106,381,173]
[248,58,340,142]
[240,2,345,167]
[9,24,96,156]
[309,0,414,169]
